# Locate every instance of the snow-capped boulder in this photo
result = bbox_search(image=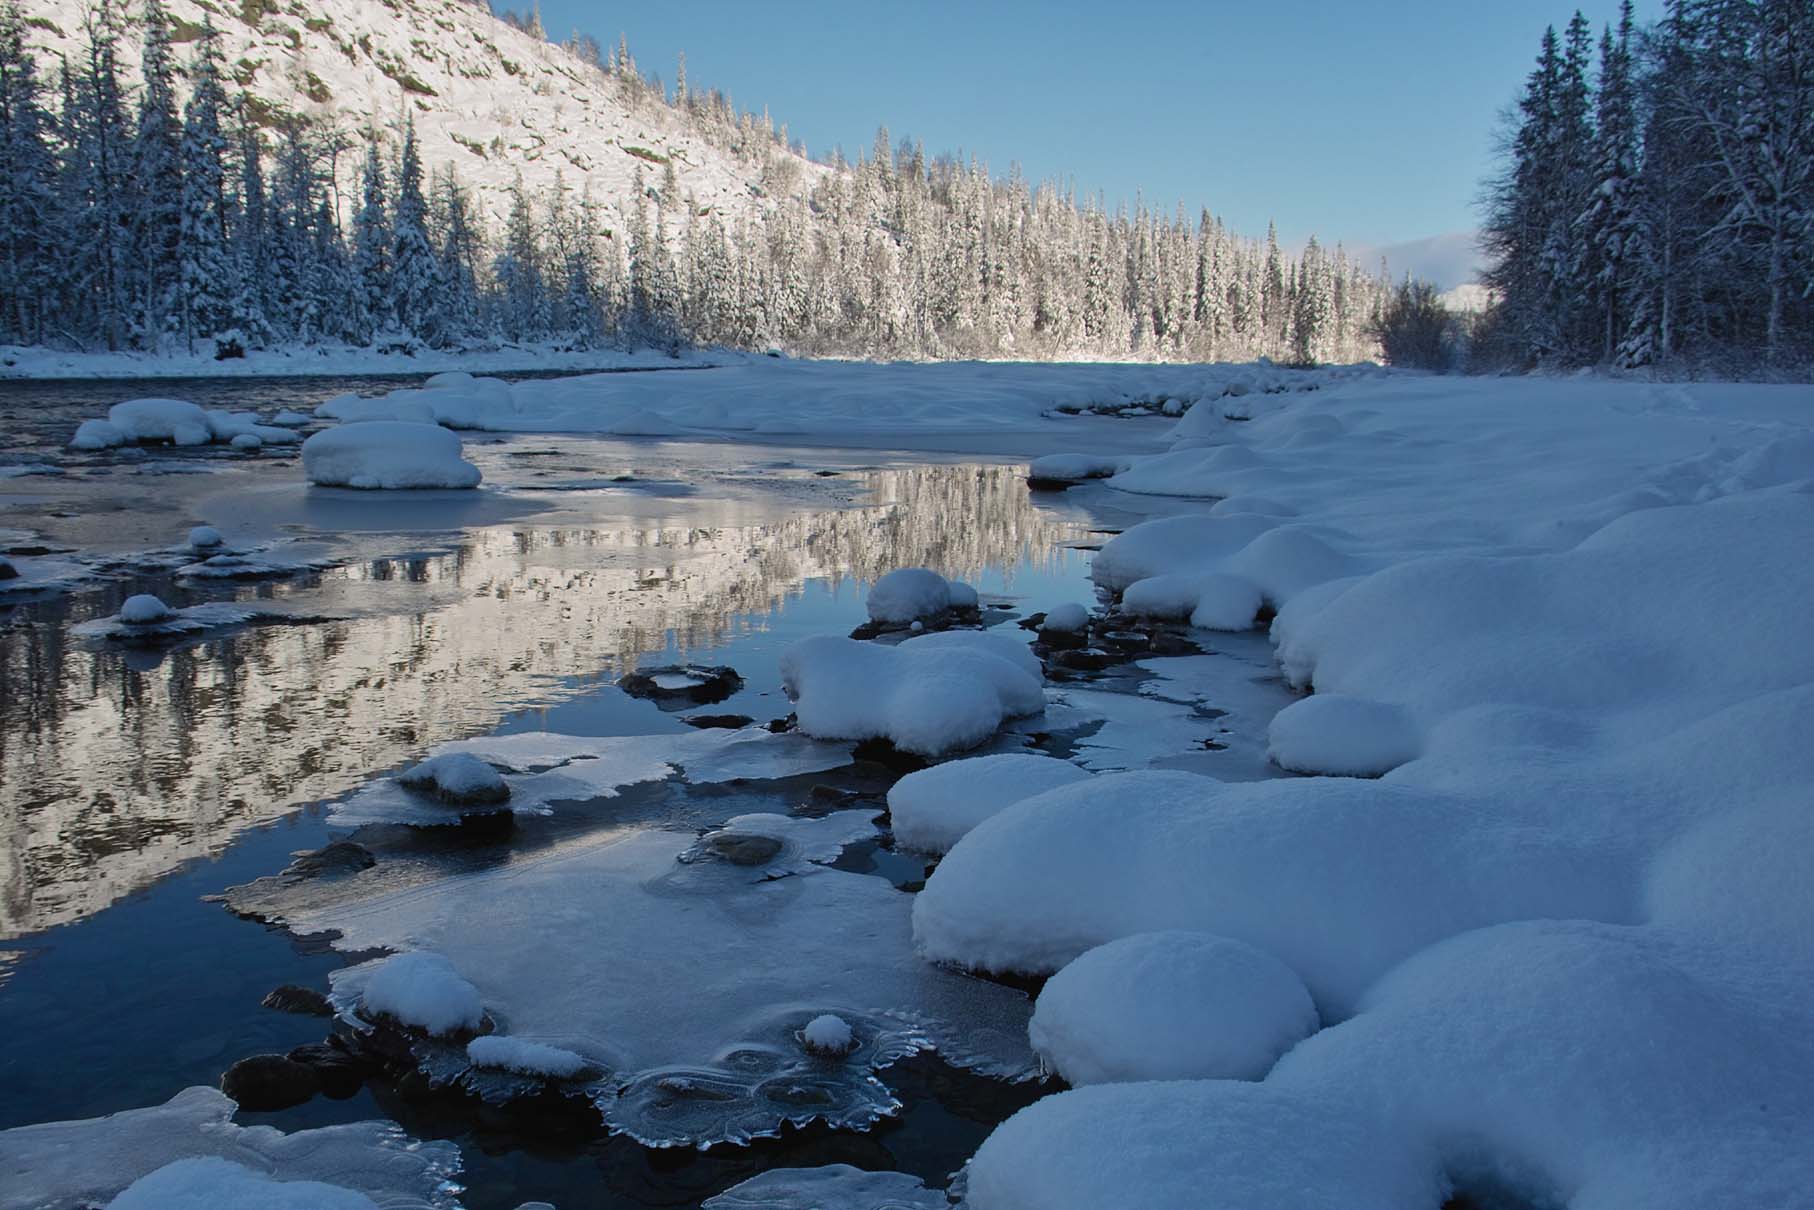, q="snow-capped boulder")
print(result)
[396,752,510,807]
[888,753,1091,854]
[800,1014,856,1055]
[187,526,224,550]
[781,631,1045,756]
[1026,453,1128,489]
[358,952,483,1036]
[1266,694,1420,777]
[1040,602,1091,635]
[1028,931,1318,1085]
[119,594,176,625]
[107,398,213,446]
[301,421,481,489]
[69,418,127,450]
[866,568,956,626]
[465,1036,590,1078]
